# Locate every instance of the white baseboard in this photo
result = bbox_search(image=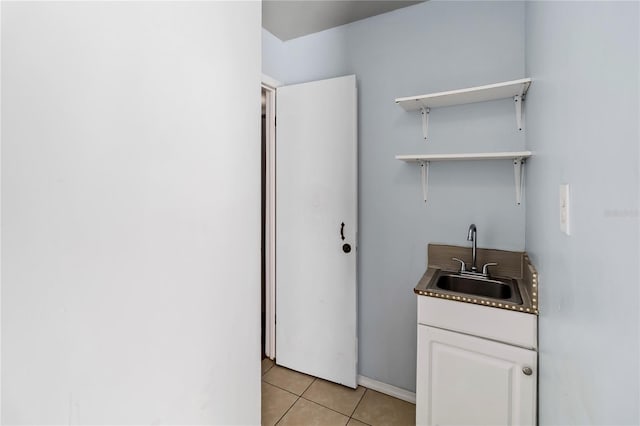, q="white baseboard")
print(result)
[357,375,416,404]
